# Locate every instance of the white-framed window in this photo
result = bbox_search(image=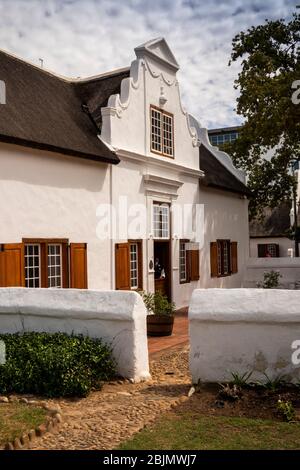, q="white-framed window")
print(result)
[153,203,170,239]
[25,244,40,288]
[47,244,62,288]
[130,243,138,289]
[150,106,174,157]
[179,241,187,282]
